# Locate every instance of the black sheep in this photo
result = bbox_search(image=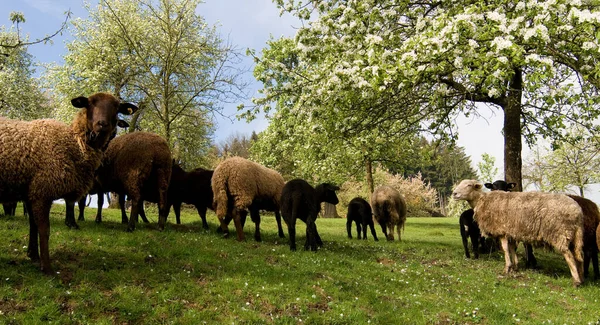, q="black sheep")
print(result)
[346,197,378,241]
[168,164,214,229]
[280,179,339,251]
